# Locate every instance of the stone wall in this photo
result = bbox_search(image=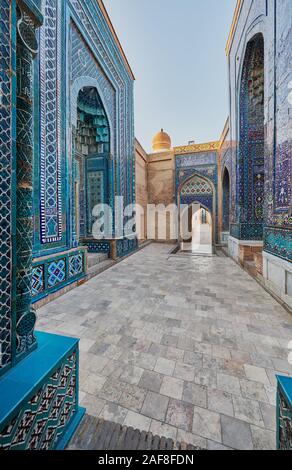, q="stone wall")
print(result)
[147,150,176,242]
[135,139,148,242]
